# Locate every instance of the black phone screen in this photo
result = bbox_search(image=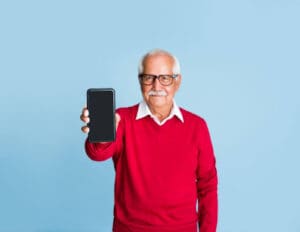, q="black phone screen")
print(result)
[87,88,115,143]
